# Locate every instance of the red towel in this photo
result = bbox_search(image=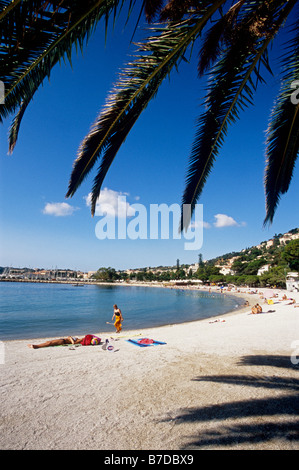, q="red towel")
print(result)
[138,338,154,345]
